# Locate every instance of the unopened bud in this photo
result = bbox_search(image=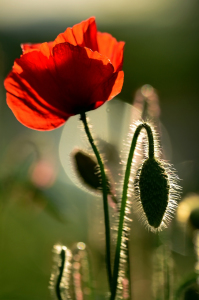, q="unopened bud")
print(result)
[133,129,180,232]
[138,157,169,228]
[72,149,117,205]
